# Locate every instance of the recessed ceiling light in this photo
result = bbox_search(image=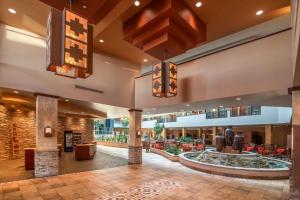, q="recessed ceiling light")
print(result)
[11,105,15,108]
[13,90,19,94]
[8,8,16,14]
[236,97,241,101]
[152,108,156,110]
[219,105,224,108]
[134,0,140,6]
[82,5,87,9]
[256,10,263,16]
[99,39,104,43]
[104,61,111,64]
[195,1,202,8]
[186,104,190,107]
[143,59,148,62]
[212,108,217,112]
[81,112,85,114]
[65,99,69,102]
